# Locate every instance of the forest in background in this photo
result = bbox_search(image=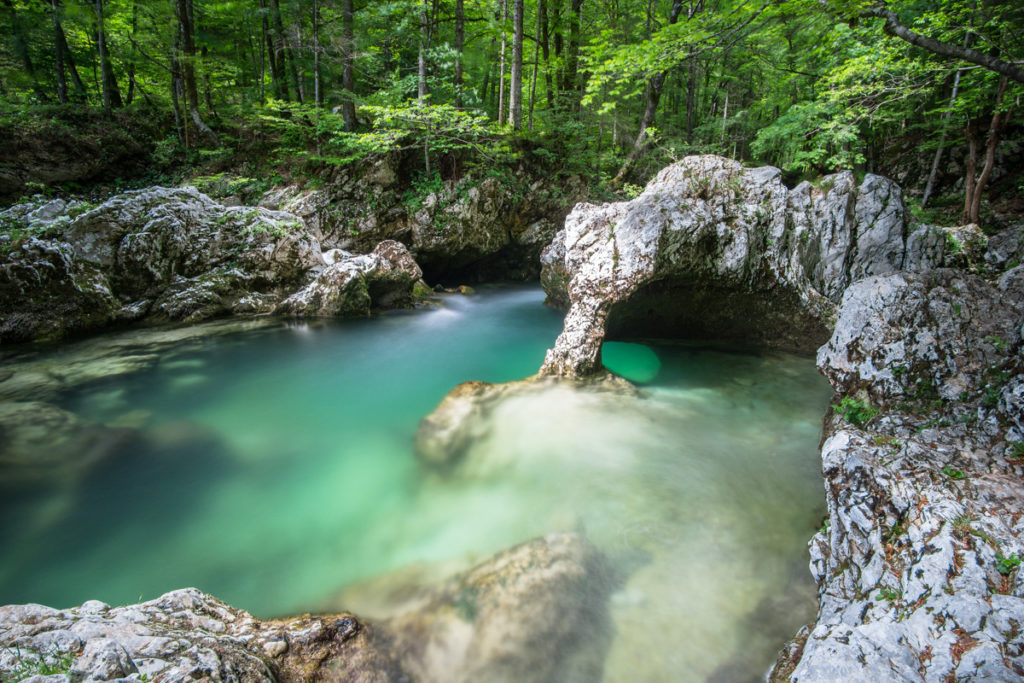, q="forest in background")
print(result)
[0,0,1021,227]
